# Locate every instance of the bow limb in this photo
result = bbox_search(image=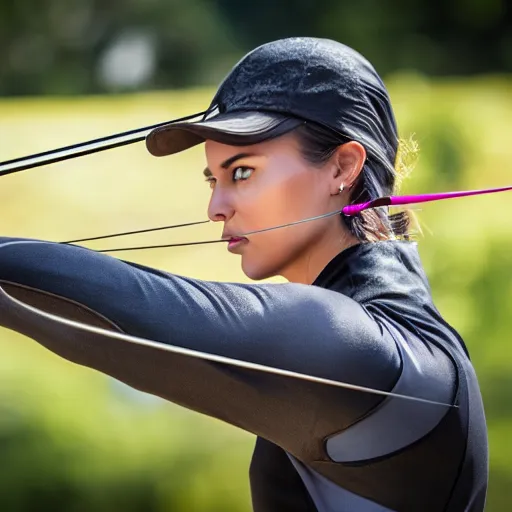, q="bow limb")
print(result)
[0,110,208,177]
[0,283,452,409]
